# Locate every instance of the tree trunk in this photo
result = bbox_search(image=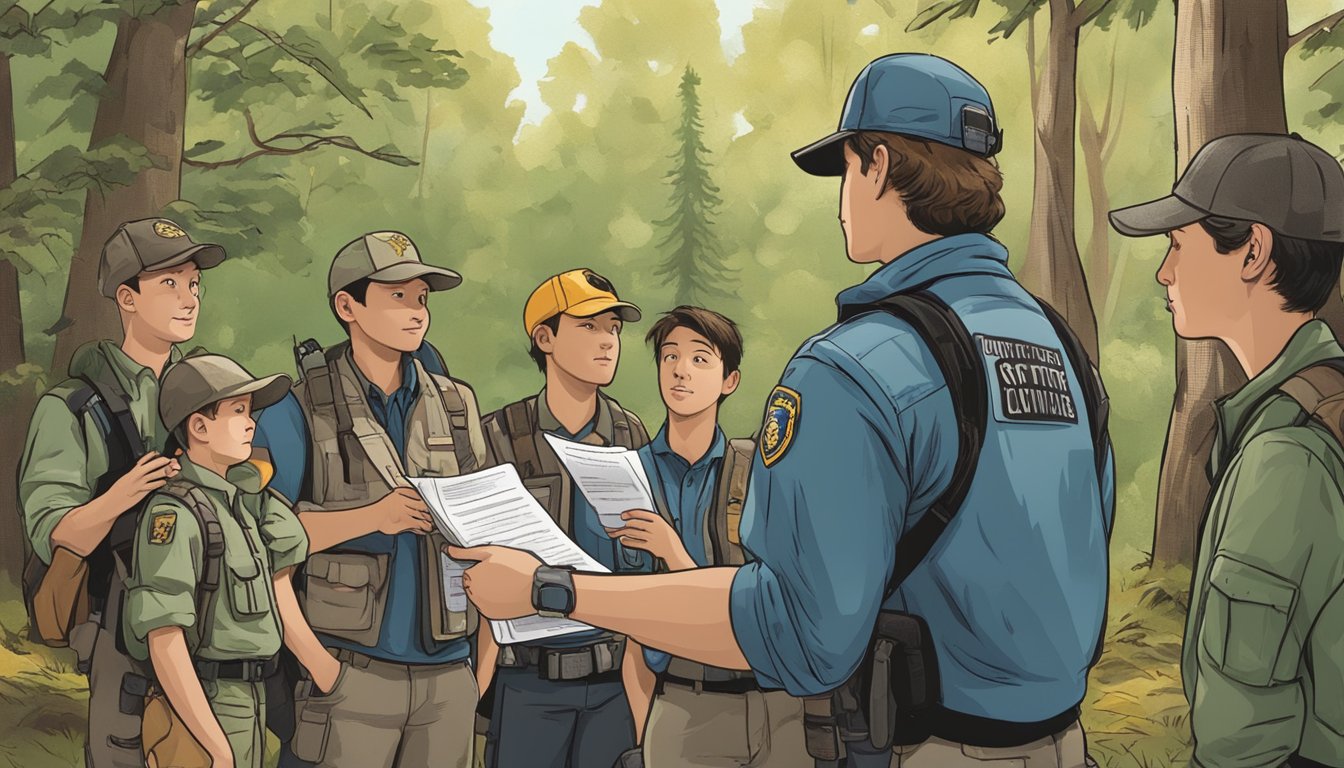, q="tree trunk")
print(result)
[0,51,23,374]
[1154,0,1290,567]
[1078,101,1111,325]
[1018,0,1100,362]
[49,3,198,375]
